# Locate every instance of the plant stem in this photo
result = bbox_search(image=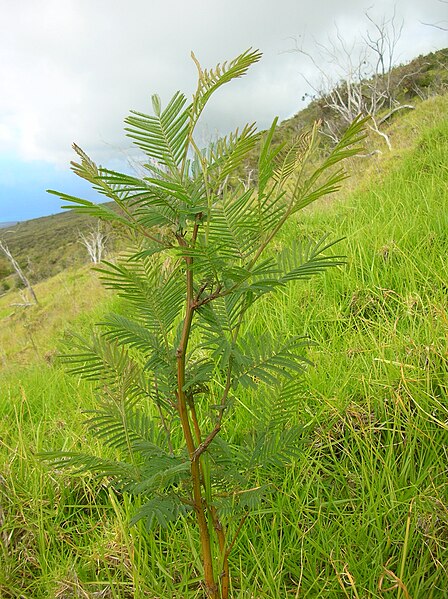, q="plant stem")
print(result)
[188,396,203,448]
[154,376,174,456]
[176,227,219,598]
